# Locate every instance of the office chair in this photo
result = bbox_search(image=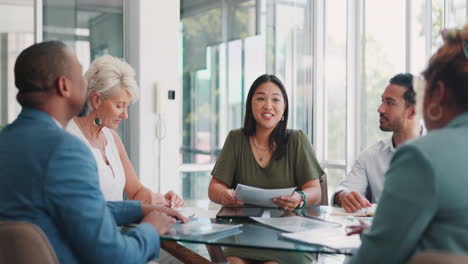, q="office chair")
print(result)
[319,174,329,205]
[0,221,58,264]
